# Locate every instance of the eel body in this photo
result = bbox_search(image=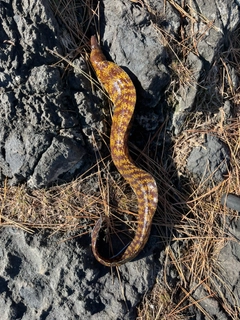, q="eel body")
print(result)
[90,35,158,266]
